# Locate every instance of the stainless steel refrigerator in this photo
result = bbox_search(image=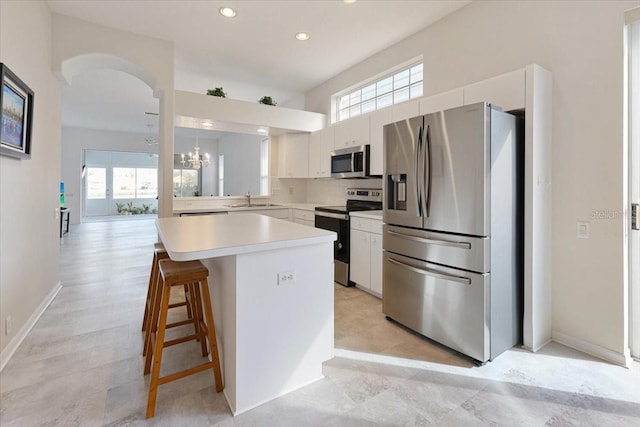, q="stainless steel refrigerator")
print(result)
[382,102,523,363]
